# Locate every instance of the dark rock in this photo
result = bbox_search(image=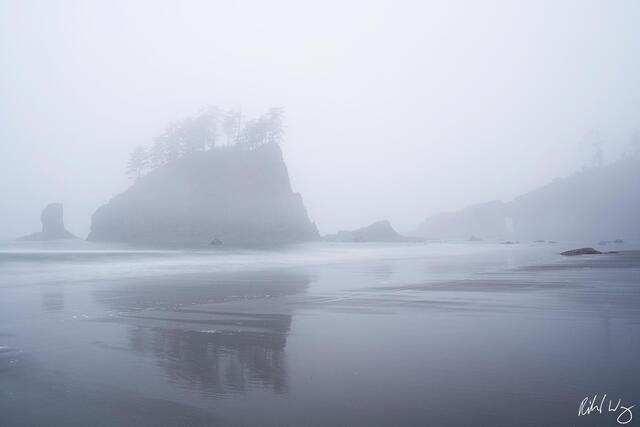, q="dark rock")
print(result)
[17,203,78,241]
[614,239,624,244]
[88,143,318,247]
[209,238,223,246]
[560,247,602,256]
[598,240,611,245]
[501,241,518,245]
